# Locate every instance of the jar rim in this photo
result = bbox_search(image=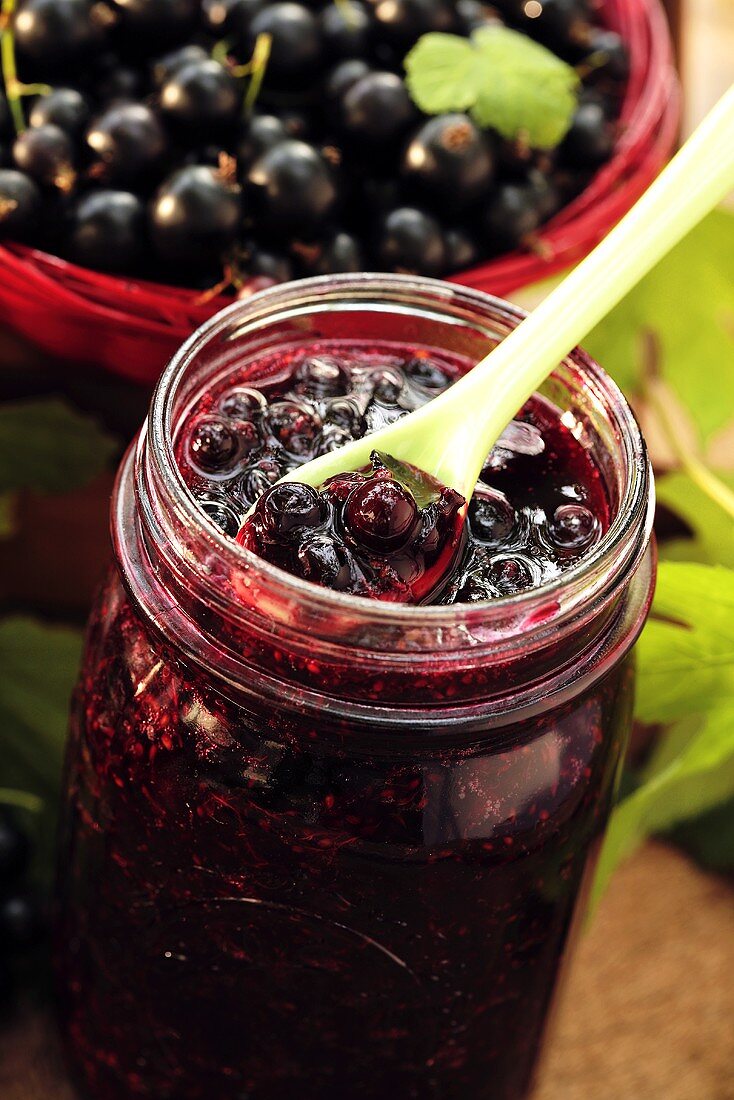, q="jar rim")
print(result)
[145,273,653,646]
